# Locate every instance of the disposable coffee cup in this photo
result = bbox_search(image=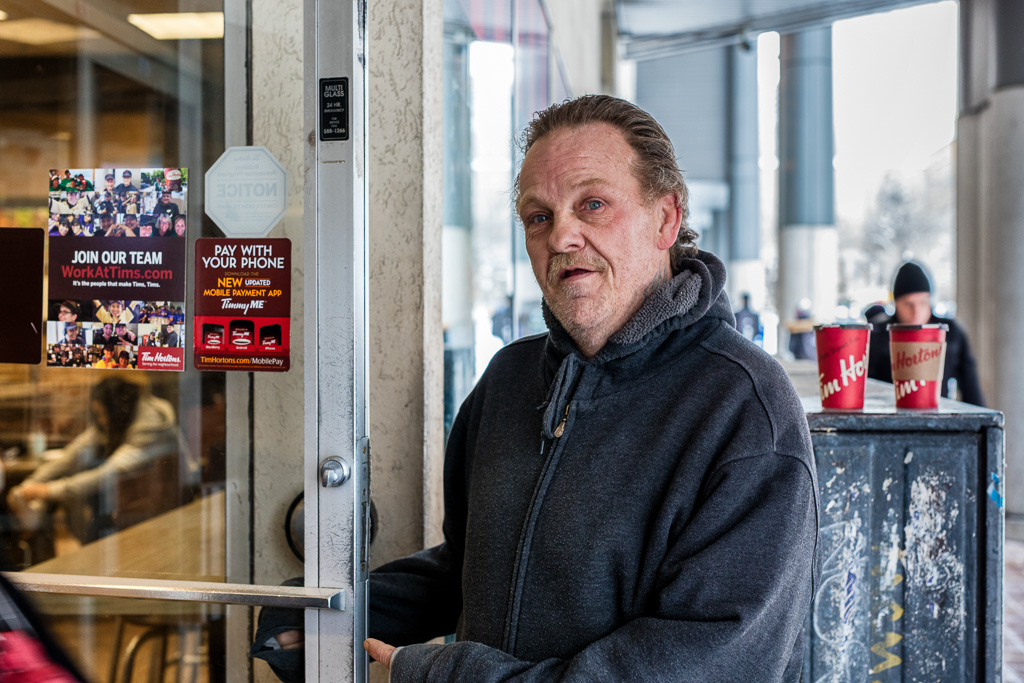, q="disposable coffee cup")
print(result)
[888,323,948,409]
[814,324,871,410]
